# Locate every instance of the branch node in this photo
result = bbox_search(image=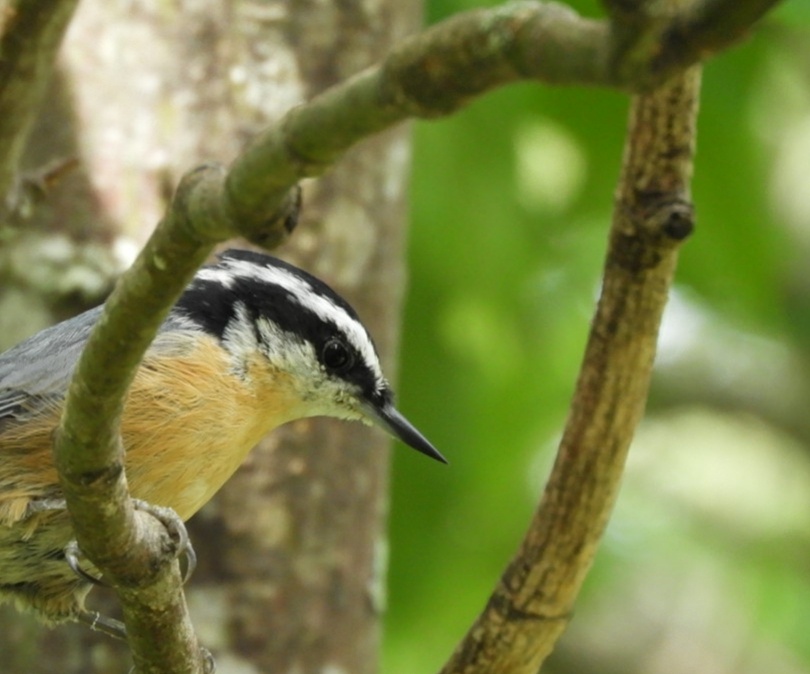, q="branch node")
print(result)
[239,183,302,249]
[657,200,695,240]
[489,593,572,624]
[172,163,233,243]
